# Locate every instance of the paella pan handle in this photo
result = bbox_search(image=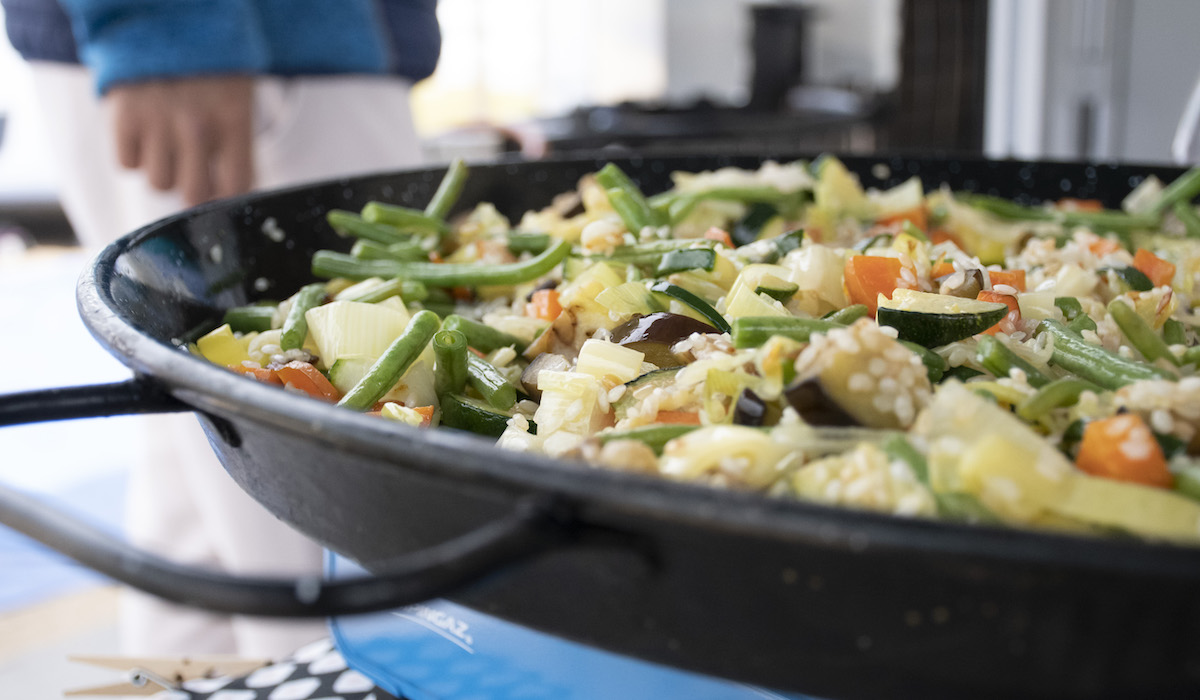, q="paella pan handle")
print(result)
[0,377,598,616]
